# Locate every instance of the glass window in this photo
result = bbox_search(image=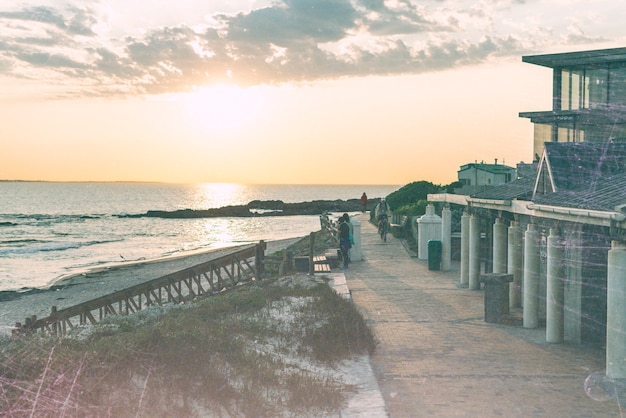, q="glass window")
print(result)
[609,65,626,108]
[557,126,571,142]
[587,68,608,108]
[561,69,570,110]
[571,71,581,110]
[556,126,582,143]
